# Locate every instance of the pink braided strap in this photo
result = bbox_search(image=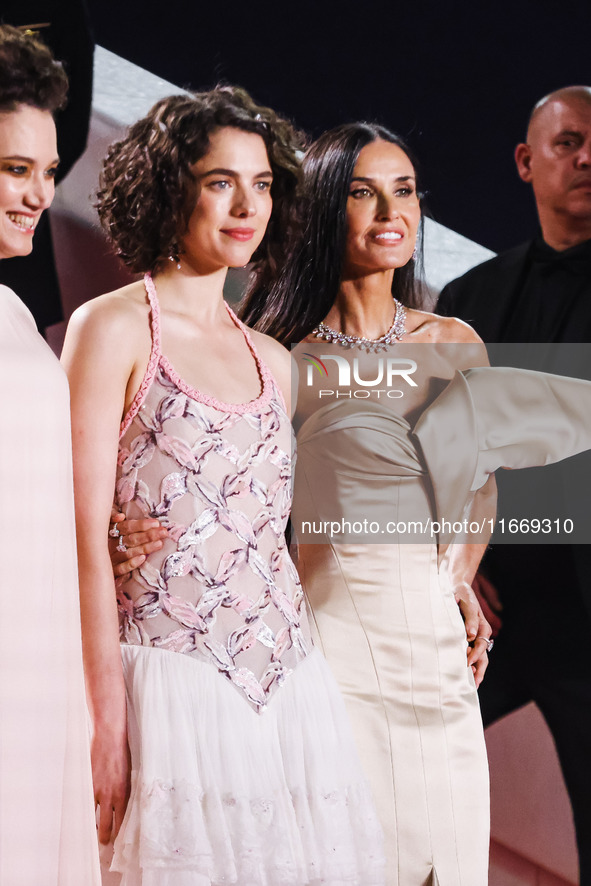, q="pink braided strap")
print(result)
[119,274,162,438]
